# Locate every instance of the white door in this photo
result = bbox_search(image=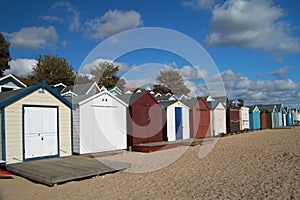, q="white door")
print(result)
[92,95,127,152]
[24,107,58,159]
[93,106,127,152]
